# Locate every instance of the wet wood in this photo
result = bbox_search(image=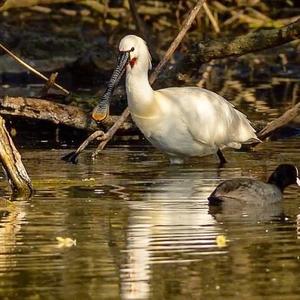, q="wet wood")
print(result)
[62,130,107,164]
[0,116,32,196]
[187,18,300,63]
[257,102,300,141]
[0,96,136,133]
